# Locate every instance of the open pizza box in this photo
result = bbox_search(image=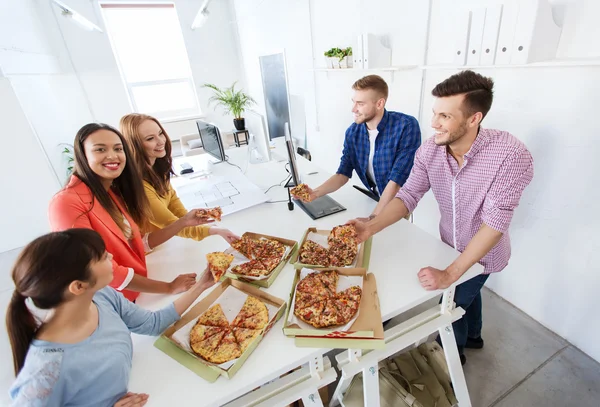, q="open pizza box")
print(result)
[154,279,287,382]
[290,227,372,270]
[222,232,298,288]
[283,268,384,350]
